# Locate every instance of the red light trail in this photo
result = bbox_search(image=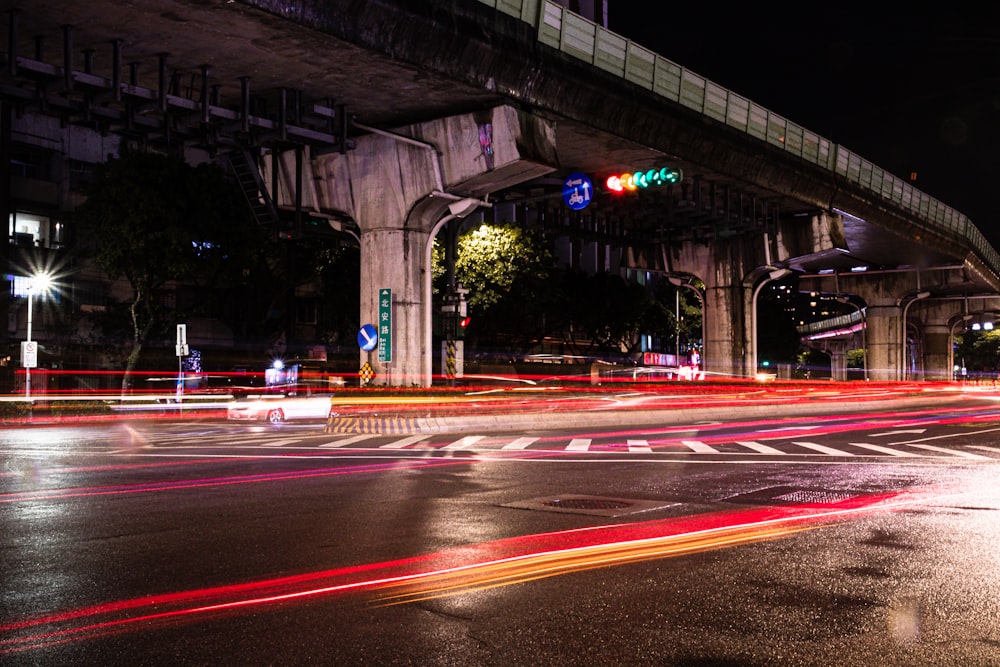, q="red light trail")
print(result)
[0,485,959,654]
